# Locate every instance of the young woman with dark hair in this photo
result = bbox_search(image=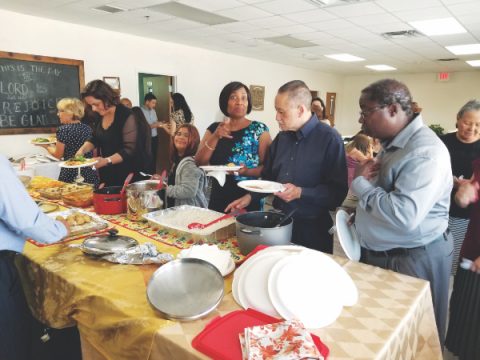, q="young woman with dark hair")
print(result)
[162,124,207,208]
[170,92,194,125]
